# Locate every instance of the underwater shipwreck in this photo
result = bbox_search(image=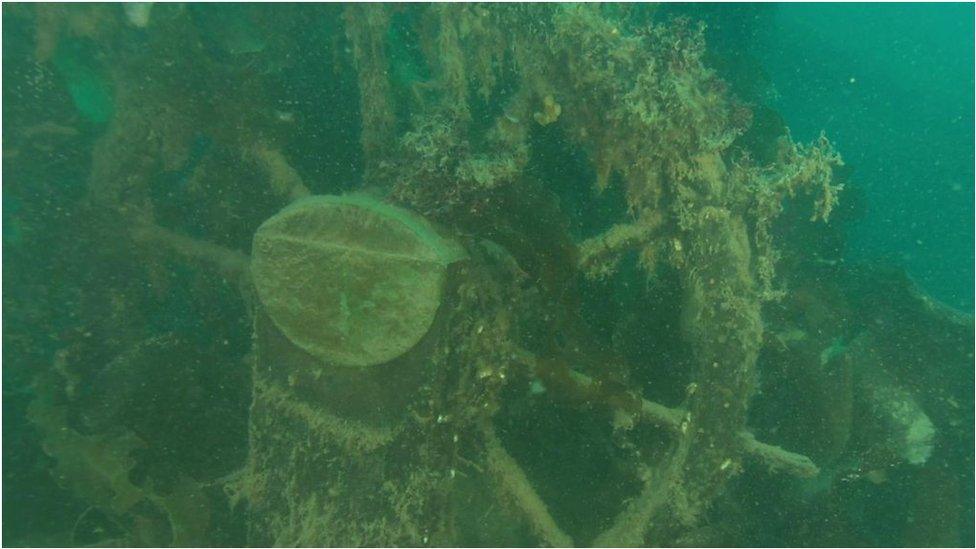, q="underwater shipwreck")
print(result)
[3,3,973,547]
